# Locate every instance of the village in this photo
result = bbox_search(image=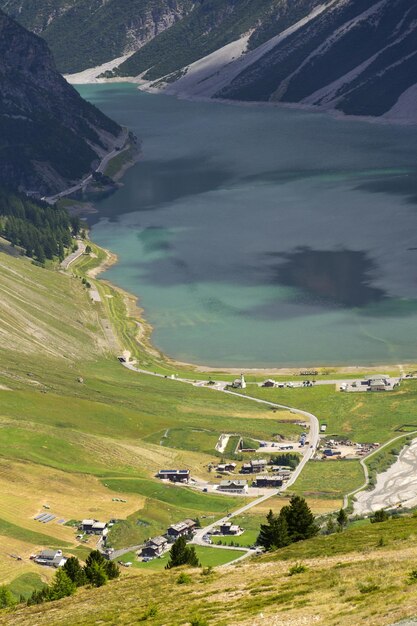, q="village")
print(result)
[28,376,386,575]
[222,372,402,394]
